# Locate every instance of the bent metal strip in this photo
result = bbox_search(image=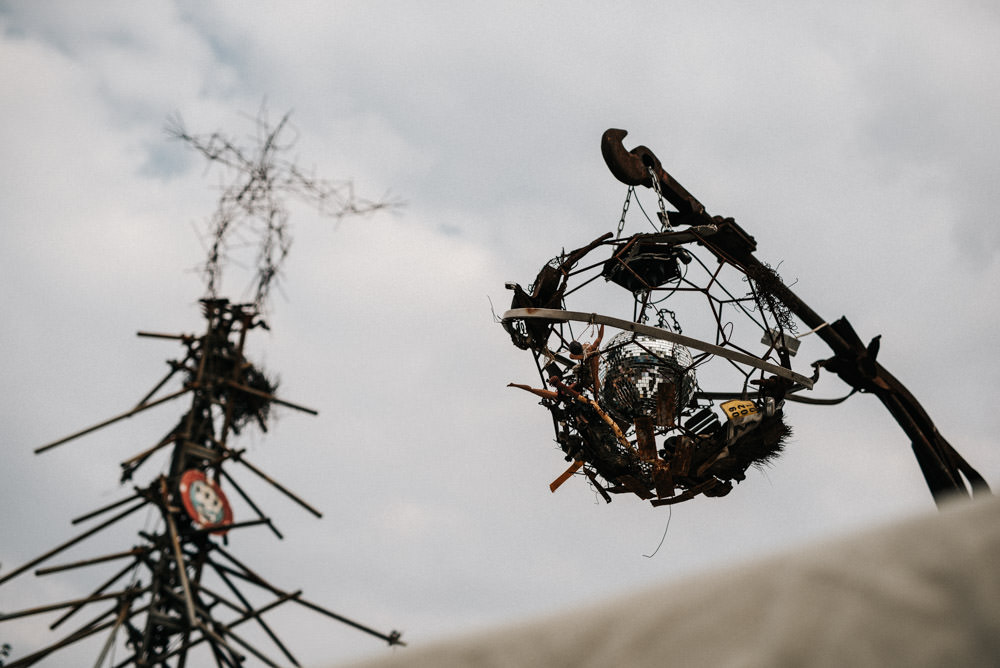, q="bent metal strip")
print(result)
[502,307,814,389]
